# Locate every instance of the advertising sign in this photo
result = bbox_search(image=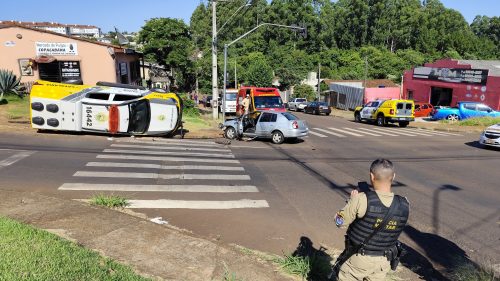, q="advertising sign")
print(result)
[35,42,78,56]
[413,67,488,85]
[60,61,81,81]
